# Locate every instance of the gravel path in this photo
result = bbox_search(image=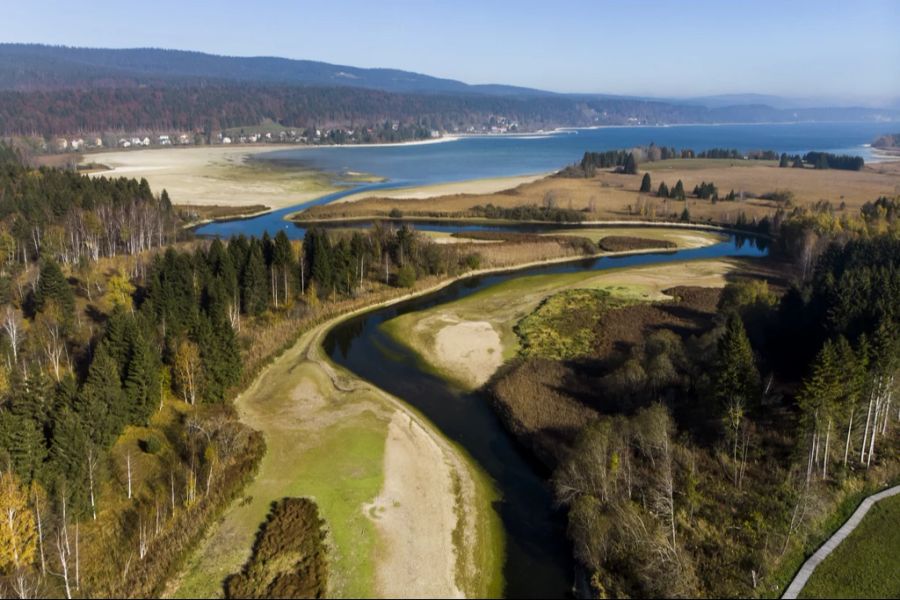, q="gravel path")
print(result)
[782,484,900,599]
